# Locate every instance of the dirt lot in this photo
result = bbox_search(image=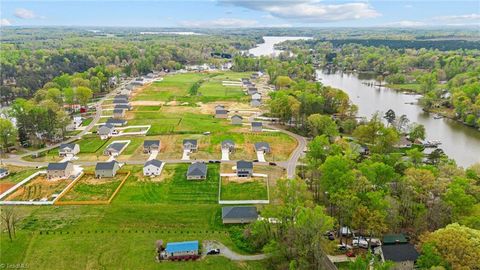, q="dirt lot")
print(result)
[3,175,72,202]
[0,182,15,194]
[59,173,126,202]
